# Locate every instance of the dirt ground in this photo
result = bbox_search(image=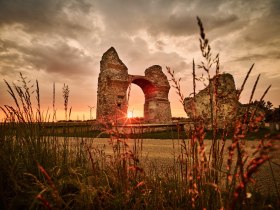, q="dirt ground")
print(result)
[88,137,280,196]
